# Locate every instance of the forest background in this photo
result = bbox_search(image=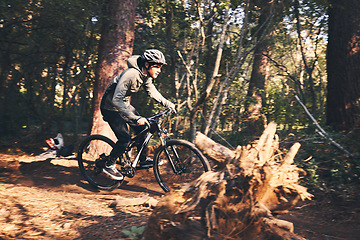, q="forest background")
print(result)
[0,0,359,192]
